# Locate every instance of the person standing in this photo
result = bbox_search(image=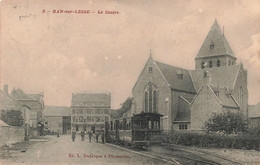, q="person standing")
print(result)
[88,130,92,142]
[101,132,105,144]
[96,133,99,143]
[72,129,76,142]
[81,130,85,141]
